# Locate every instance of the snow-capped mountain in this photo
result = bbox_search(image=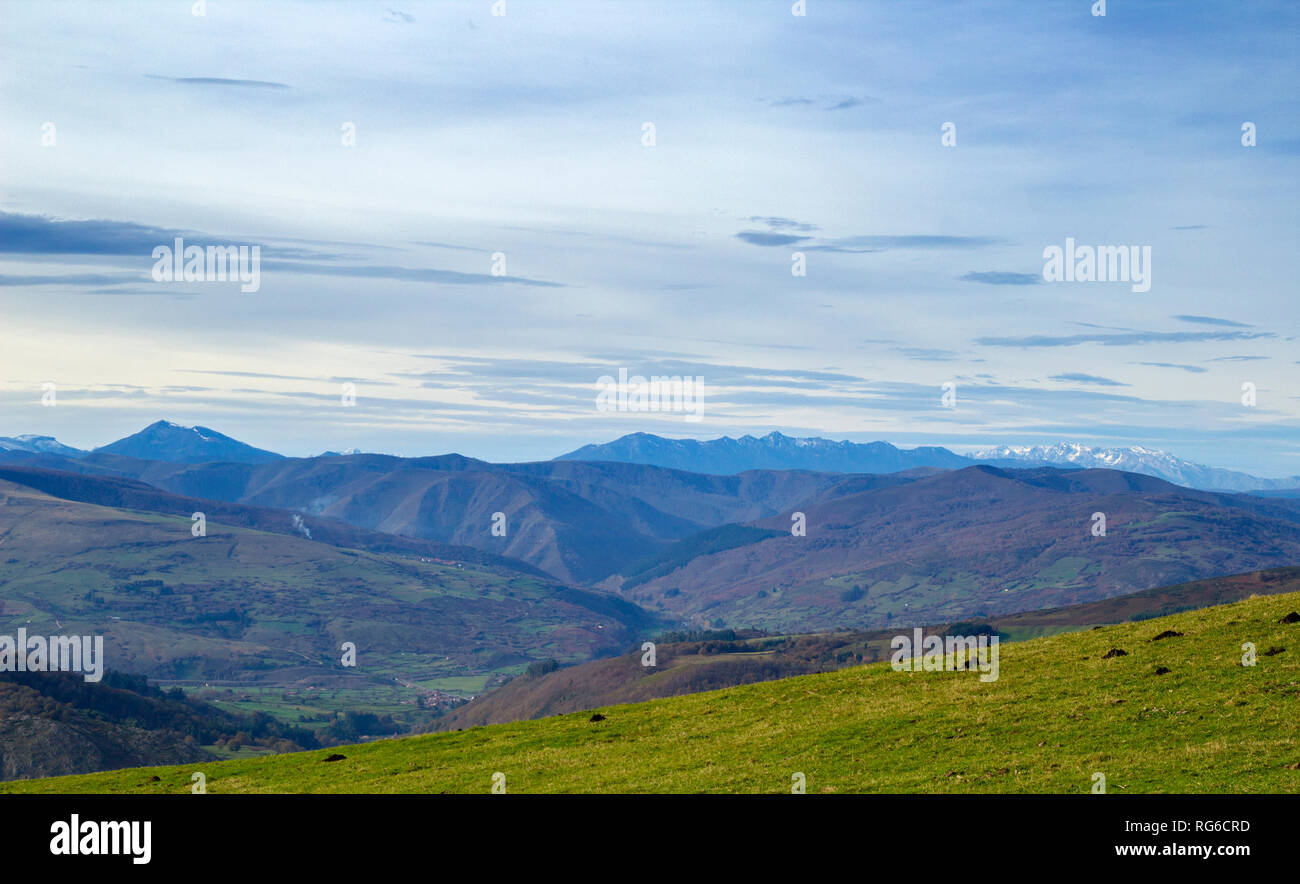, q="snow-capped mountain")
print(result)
[558,431,973,474]
[93,420,284,464]
[0,434,85,457]
[972,442,1300,492]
